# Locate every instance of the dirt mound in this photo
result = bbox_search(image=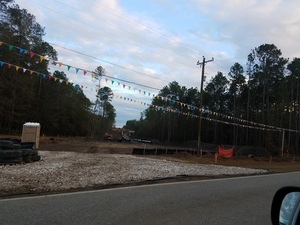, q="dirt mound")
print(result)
[39,140,144,154]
